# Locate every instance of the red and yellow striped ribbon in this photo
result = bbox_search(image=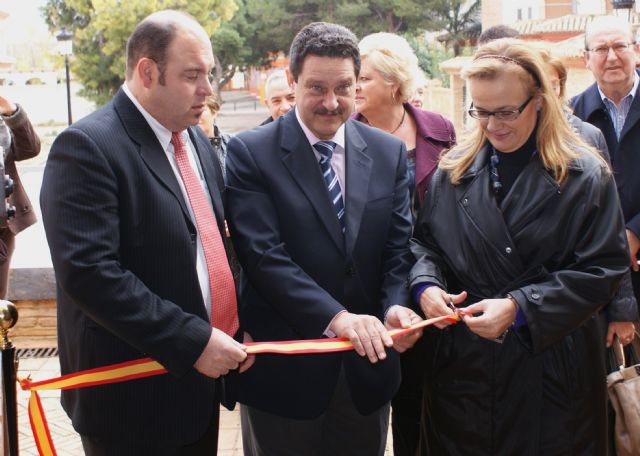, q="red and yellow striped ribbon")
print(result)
[19,314,458,456]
